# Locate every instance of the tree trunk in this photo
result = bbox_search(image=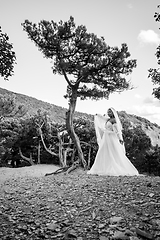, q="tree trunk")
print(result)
[19,148,34,165]
[66,88,87,169]
[57,131,65,167]
[87,146,91,170]
[71,147,76,164]
[37,141,41,164]
[62,147,73,166]
[38,128,58,157]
